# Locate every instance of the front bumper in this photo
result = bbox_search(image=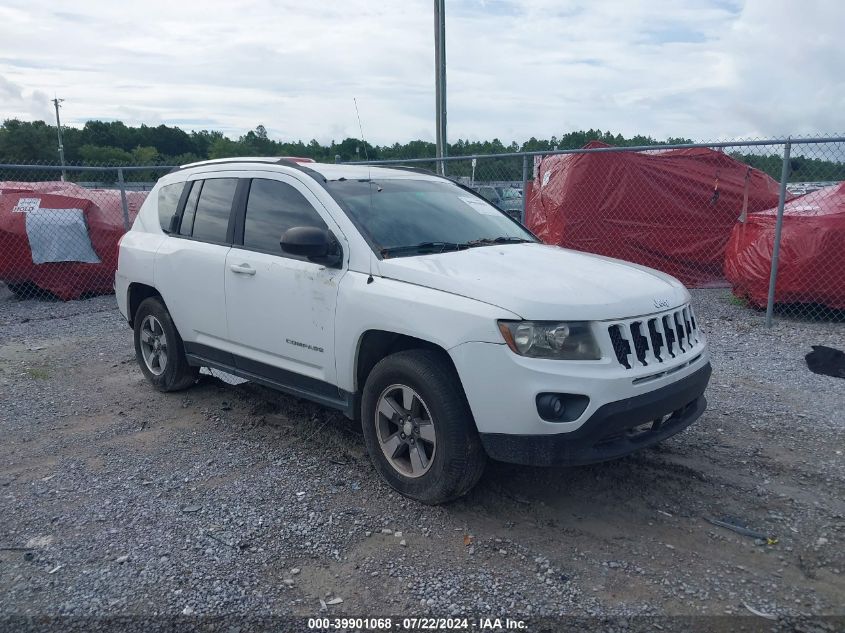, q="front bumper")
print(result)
[479,362,711,466]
